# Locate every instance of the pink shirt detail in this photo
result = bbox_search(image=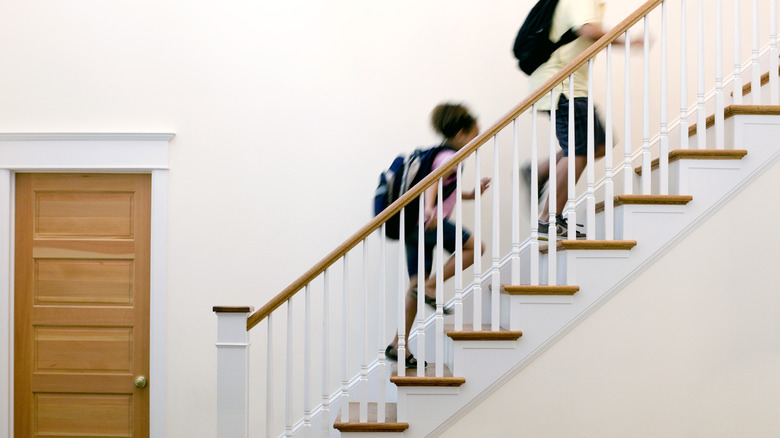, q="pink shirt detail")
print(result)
[431,149,458,219]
